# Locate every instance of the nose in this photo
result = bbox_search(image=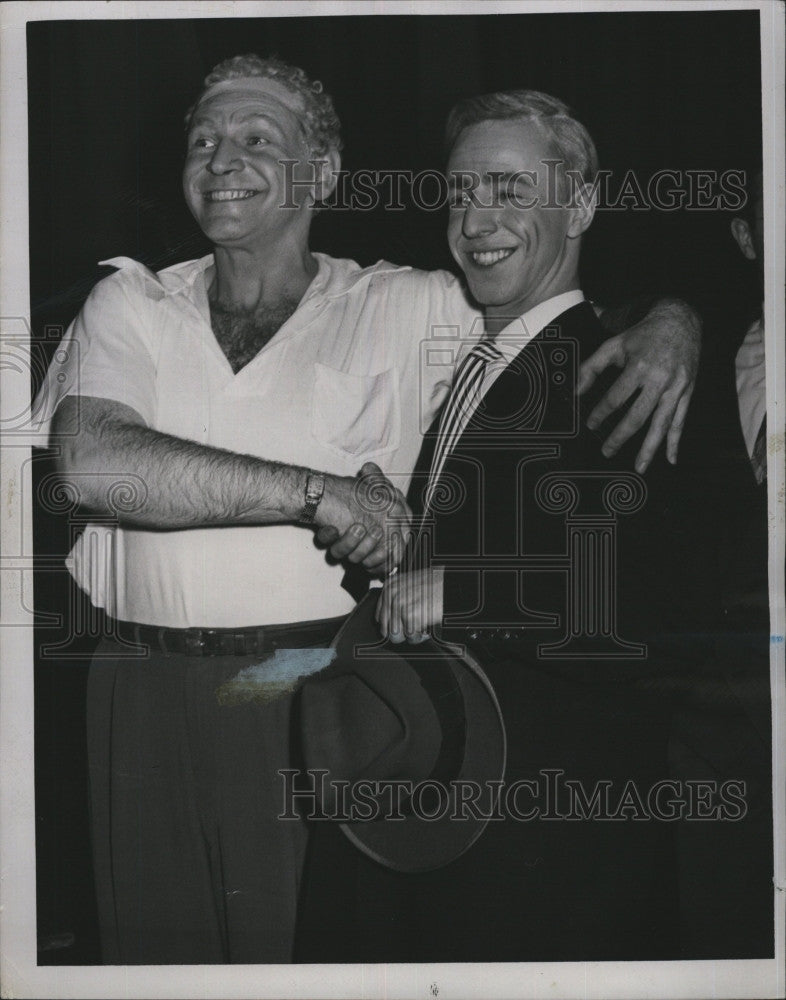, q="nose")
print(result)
[461,199,499,239]
[207,137,243,175]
